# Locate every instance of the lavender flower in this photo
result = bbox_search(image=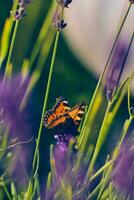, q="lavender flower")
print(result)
[8,144,31,188]
[53,19,67,31]
[19,0,31,5]
[106,39,129,100]
[45,133,89,200]
[112,141,134,198]
[129,0,134,3]
[56,0,72,8]
[0,74,33,188]
[12,0,31,20]
[14,7,26,21]
[0,74,30,137]
[52,8,67,31]
[52,0,72,30]
[53,133,77,178]
[54,133,77,152]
